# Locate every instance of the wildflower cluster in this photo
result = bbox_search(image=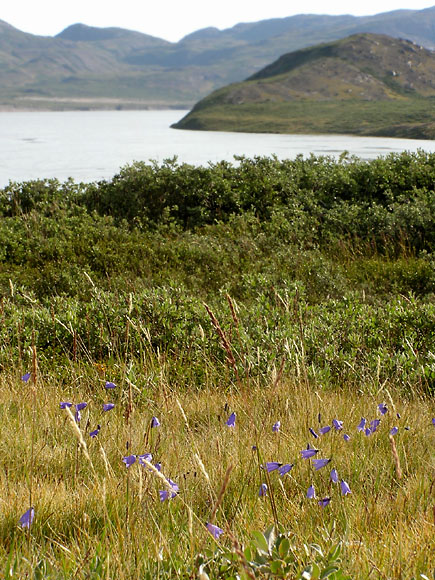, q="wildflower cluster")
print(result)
[18,376,434,551]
